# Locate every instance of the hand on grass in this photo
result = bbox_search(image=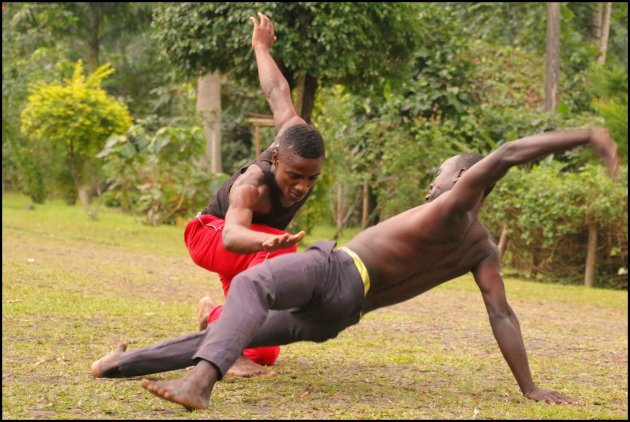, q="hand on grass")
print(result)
[524,386,579,404]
